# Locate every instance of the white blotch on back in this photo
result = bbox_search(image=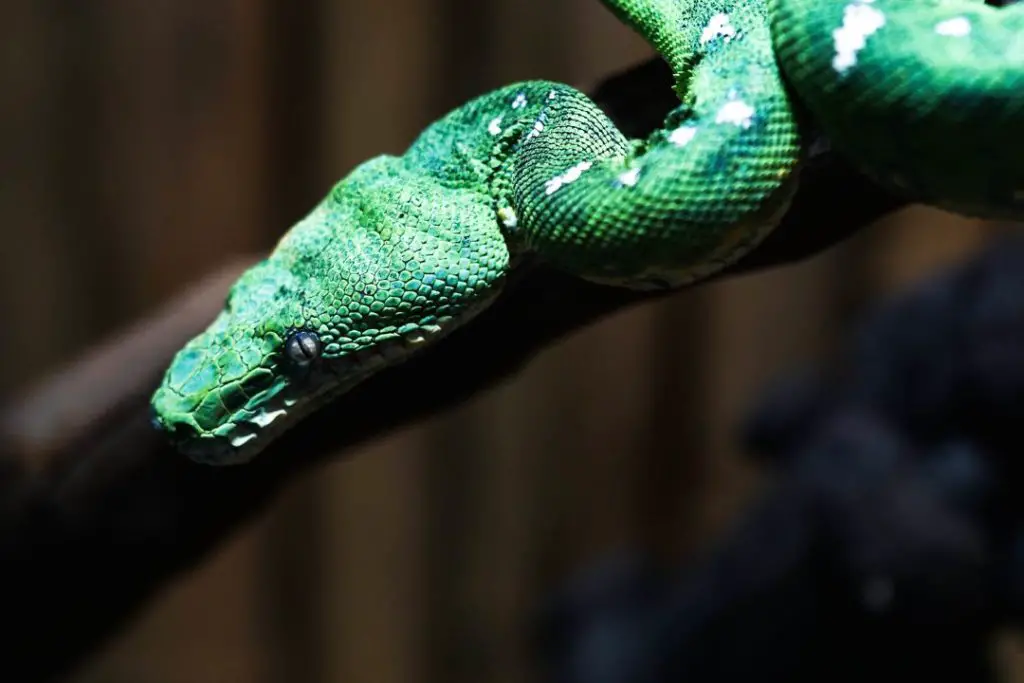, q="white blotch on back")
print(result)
[616,167,641,187]
[545,160,593,195]
[700,13,737,45]
[487,115,503,135]
[716,99,755,128]
[832,0,886,75]
[512,92,527,109]
[669,125,698,146]
[497,206,518,229]
[526,119,545,140]
[935,16,971,37]
[547,89,558,101]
